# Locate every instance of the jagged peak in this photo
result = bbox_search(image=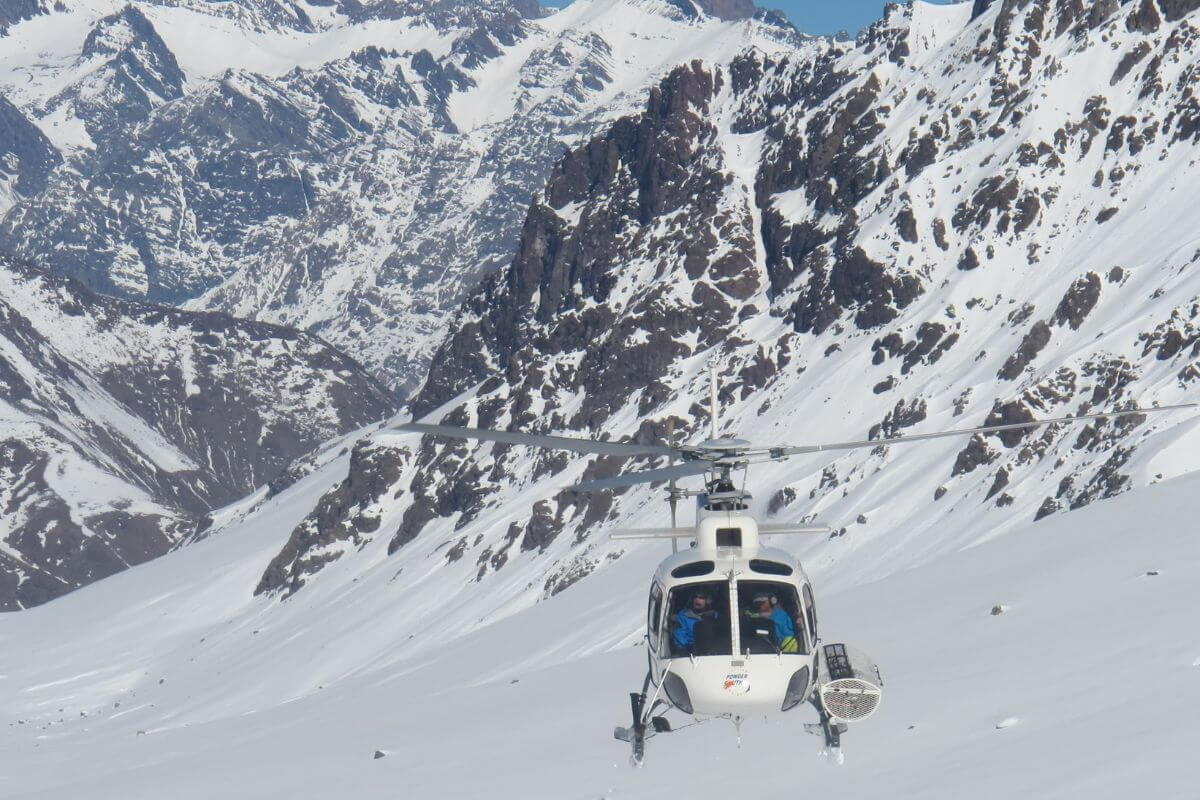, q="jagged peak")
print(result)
[81,5,159,60]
